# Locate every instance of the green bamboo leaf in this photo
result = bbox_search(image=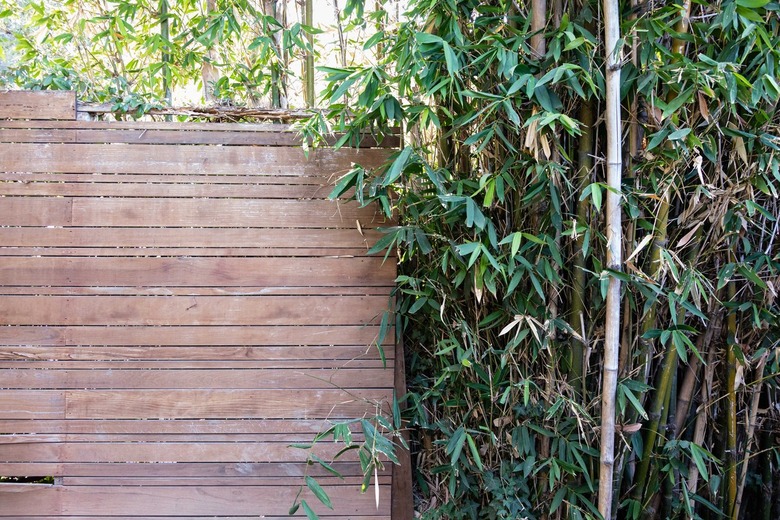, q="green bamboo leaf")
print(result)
[301,499,319,520]
[305,476,333,509]
[382,147,412,185]
[690,444,709,482]
[465,433,483,471]
[736,0,769,9]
